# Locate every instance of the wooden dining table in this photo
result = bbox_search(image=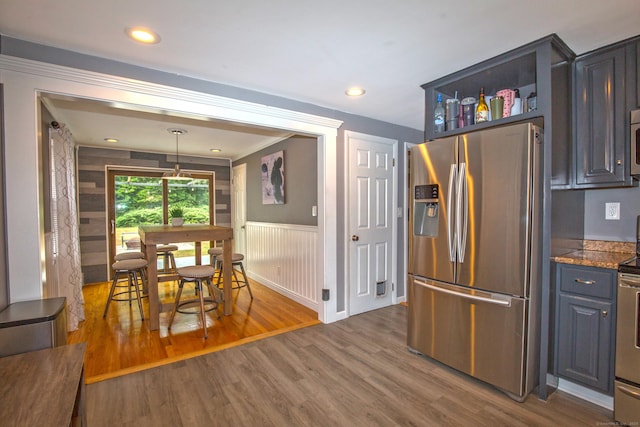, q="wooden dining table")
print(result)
[138,224,234,331]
